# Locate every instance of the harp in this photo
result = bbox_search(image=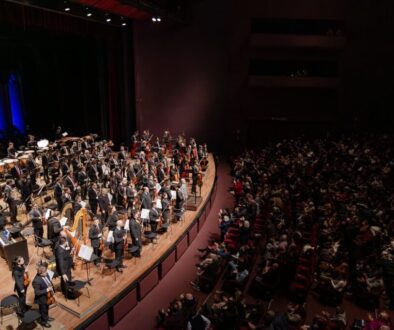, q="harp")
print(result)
[64,208,89,255]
